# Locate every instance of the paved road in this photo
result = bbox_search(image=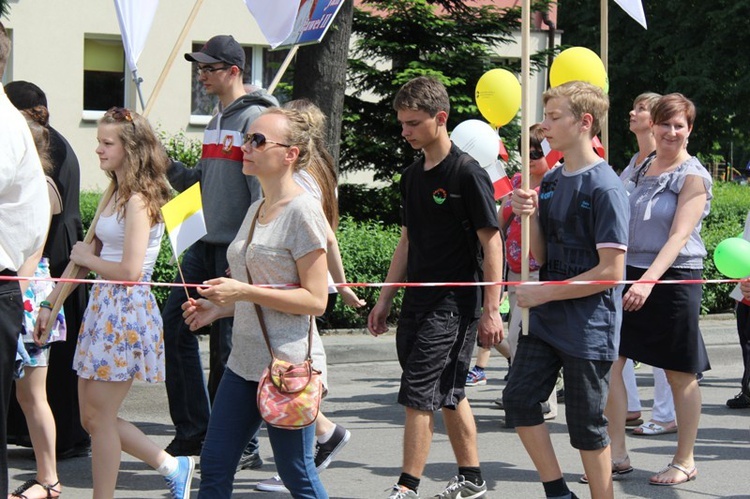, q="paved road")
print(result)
[8,315,750,498]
